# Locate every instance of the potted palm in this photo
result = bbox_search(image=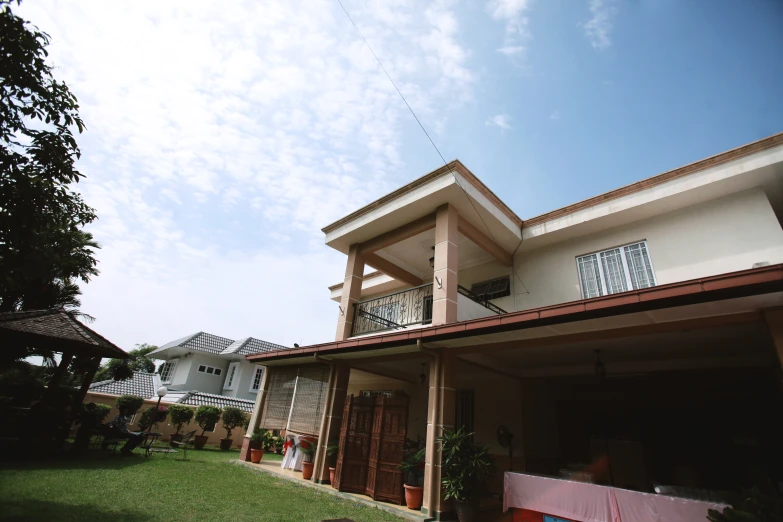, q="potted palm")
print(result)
[167,404,194,443]
[249,428,273,463]
[399,447,426,509]
[299,438,318,480]
[220,407,247,451]
[437,427,494,522]
[194,405,221,449]
[327,444,339,486]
